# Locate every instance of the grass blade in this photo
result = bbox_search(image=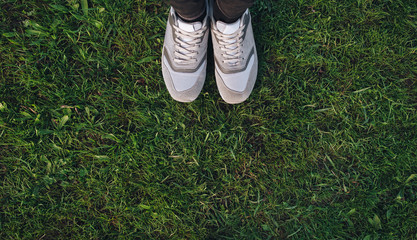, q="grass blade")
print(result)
[81,0,88,16]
